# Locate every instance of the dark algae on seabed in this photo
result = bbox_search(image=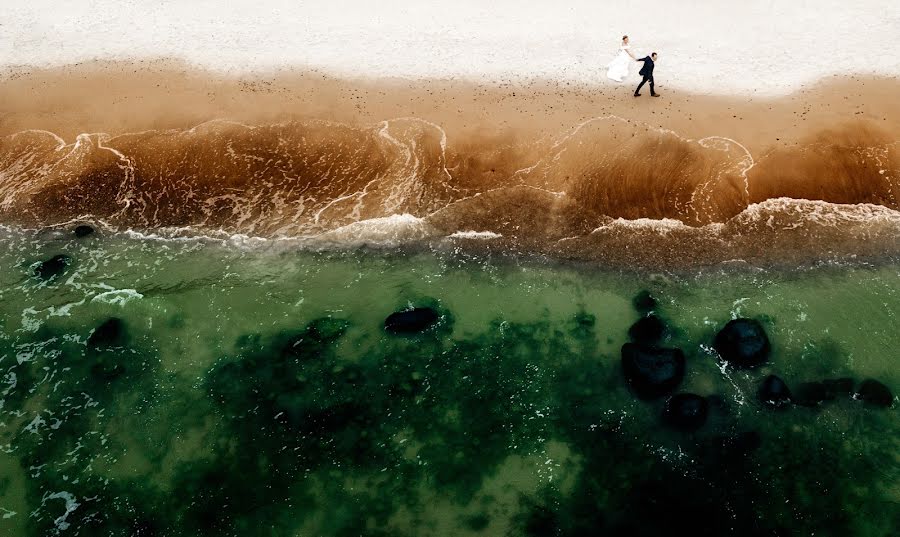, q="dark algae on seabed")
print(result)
[0,230,898,536]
